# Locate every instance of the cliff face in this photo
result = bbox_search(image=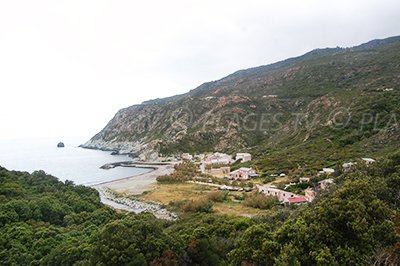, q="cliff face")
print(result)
[83,36,400,163]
